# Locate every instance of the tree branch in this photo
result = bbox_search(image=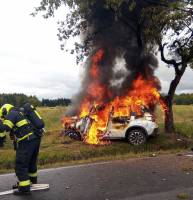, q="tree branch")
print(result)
[167,62,187,99]
[159,43,182,74]
[144,0,193,15]
[159,43,177,65]
[108,5,137,34]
